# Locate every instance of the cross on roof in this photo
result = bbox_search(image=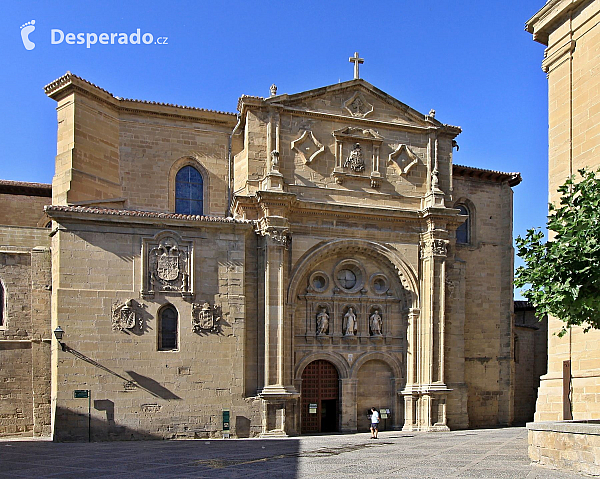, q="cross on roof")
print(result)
[349,52,364,80]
